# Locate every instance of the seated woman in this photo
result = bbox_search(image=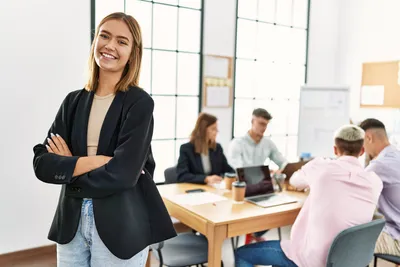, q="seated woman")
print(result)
[177,113,234,184]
